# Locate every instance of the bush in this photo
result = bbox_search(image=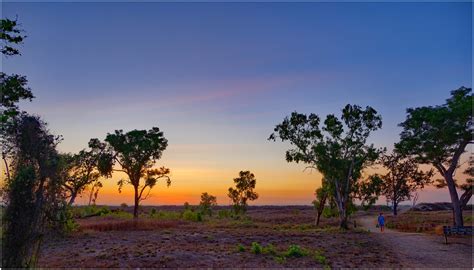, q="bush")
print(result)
[251,242,262,254]
[262,244,277,256]
[217,209,231,219]
[182,209,202,222]
[284,245,308,258]
[120,203,128,208]
[150,208,157,217]
[313,250,327,265]
[236,244,246,252]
